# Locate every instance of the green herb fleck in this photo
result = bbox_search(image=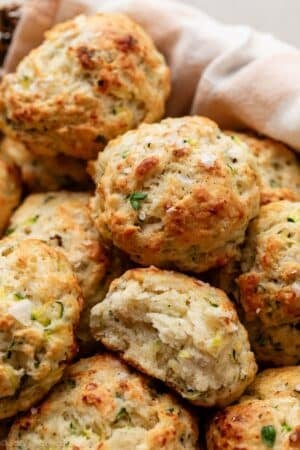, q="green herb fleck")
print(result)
[65,378,76,389]
[4,339,15,360]
[25,215,39,225]
[269,179,279,188]
[31,311,51,327]
[230,134,244,147]
[14,292,25,300]
[166,407,175,414]
[20,75,31,89]
[281,423,292,433]
[70,422,77,433]
[230,349,238,363]
[205,298,218,307]
[227,163,237,175]
[55,301,64,318]
[112,407,131,425]
[129,192,147,210]
[261,425,276,448]
[184,389,201,401]
[44,195,55,204]
[122,150,130,159]
[287,216,298,223]
[4,226,16,236]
